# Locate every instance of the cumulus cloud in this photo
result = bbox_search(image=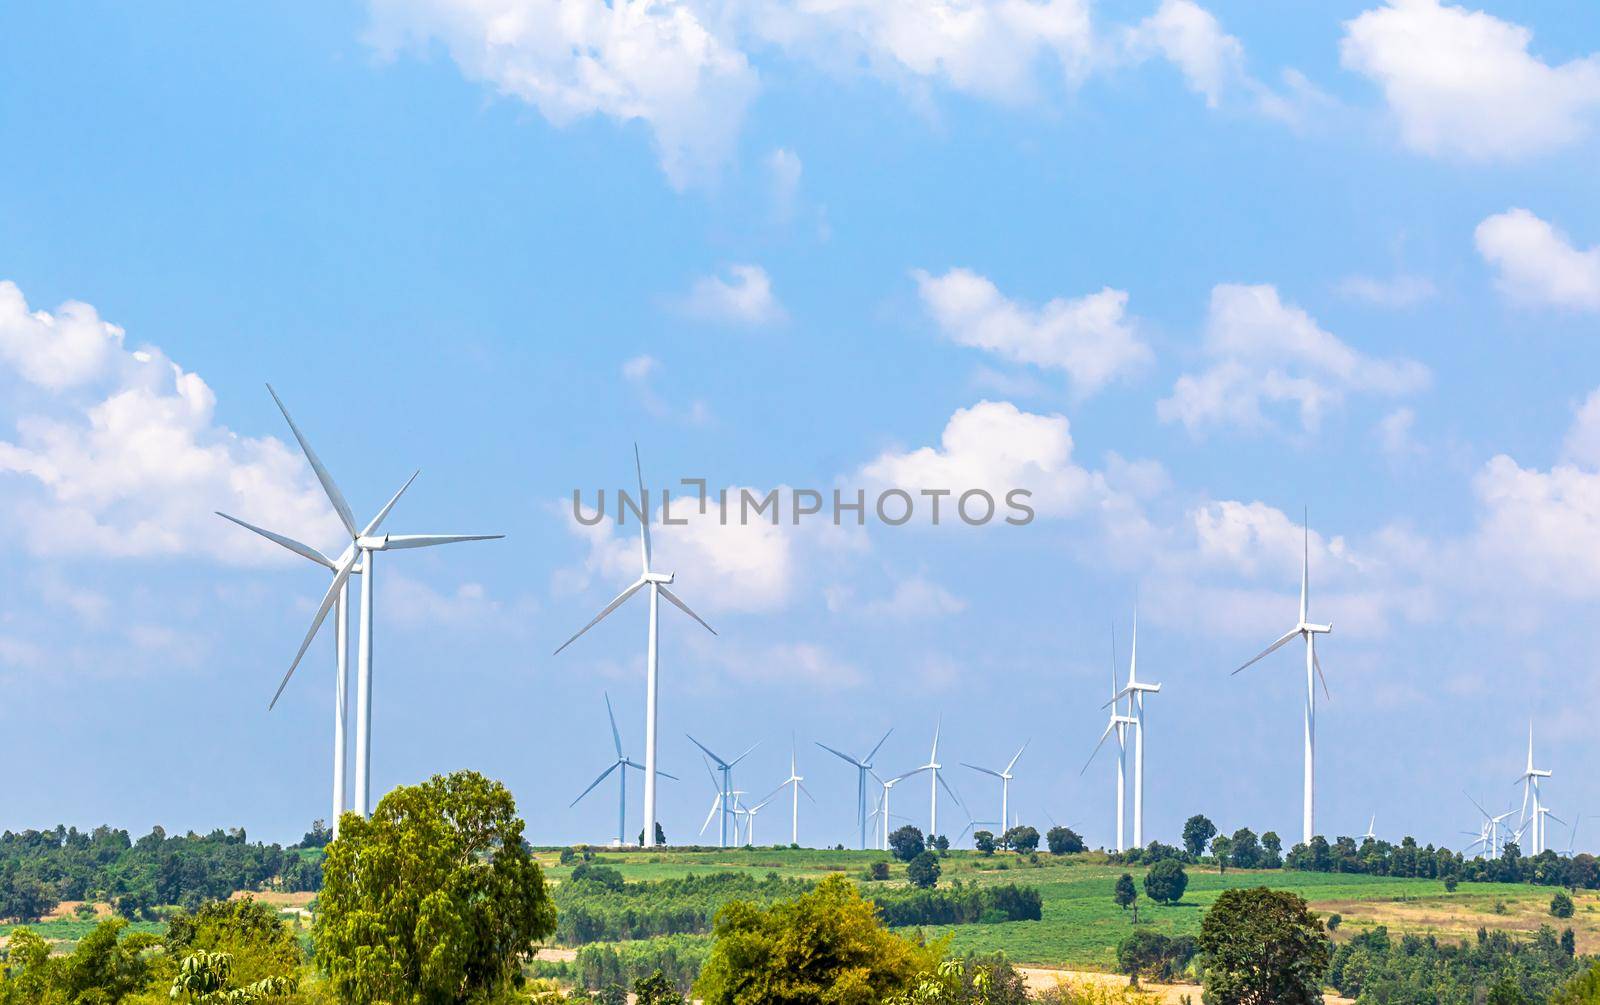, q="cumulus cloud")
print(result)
[826,574,966,620]
[1340,0,1600,161]
[913,268,1148,396]
[0,281,339,563]
[621,354,711,425]
[365,0,758,187]
[766,147,803,223]
[1123,0,1244,108]
[1376,407,1423,460]
[1158,283,1430,434]
[680,264,786,326]
[1336,274,1437,308]
[1475,209,1600,312]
